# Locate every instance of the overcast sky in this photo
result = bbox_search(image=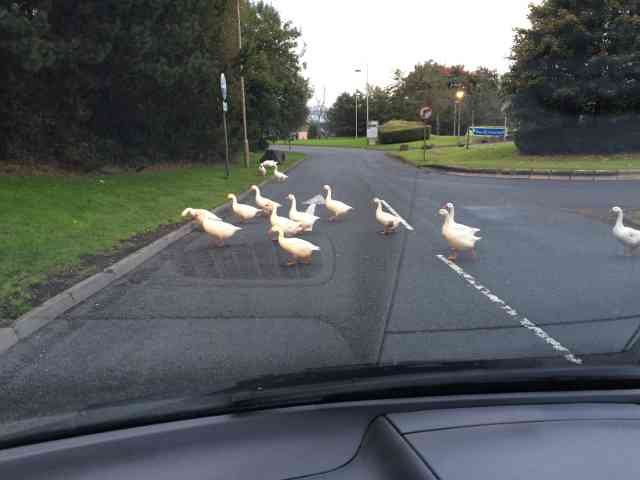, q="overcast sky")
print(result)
[267,0,543,107]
